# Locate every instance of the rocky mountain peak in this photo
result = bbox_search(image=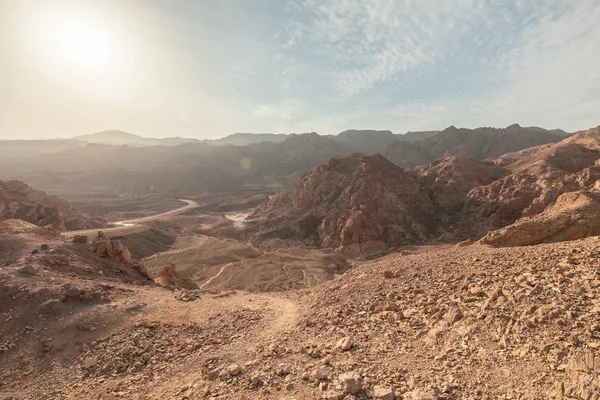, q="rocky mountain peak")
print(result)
[249,153,441,257]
